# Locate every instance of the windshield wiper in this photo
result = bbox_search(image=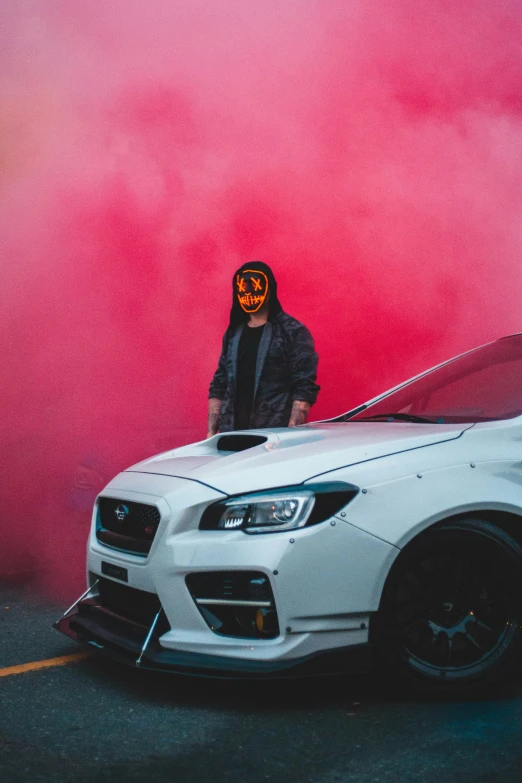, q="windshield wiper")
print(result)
[354,412,444,424]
